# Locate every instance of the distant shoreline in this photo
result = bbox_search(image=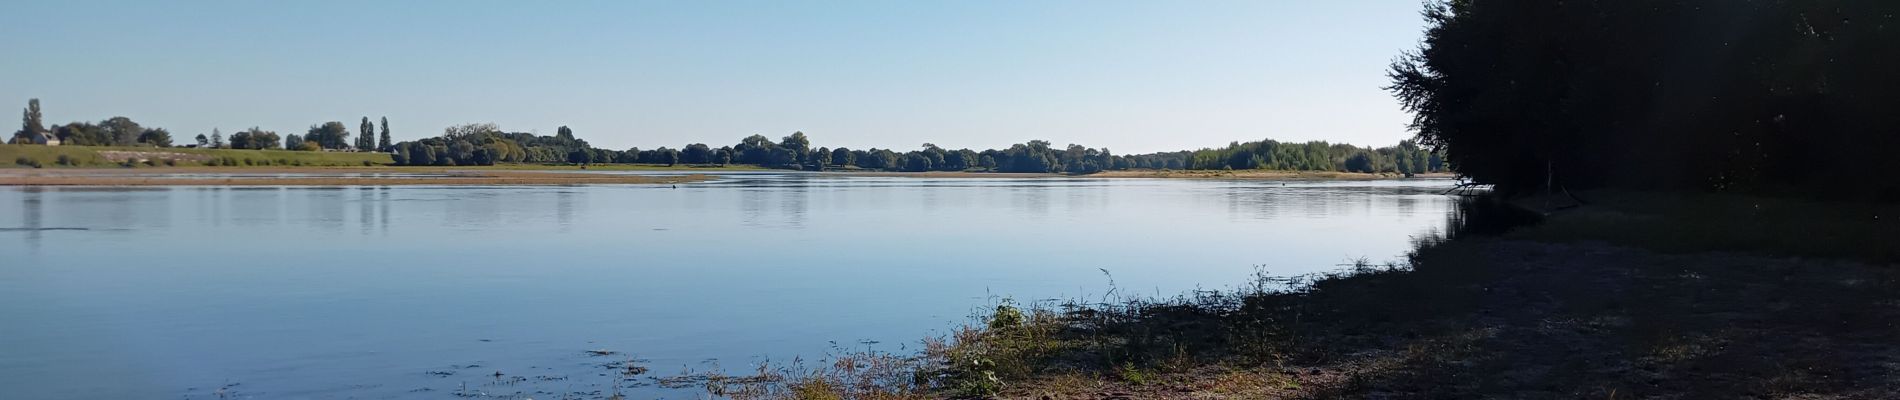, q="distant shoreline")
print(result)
[1088,169,1454,180]
[0,166,1455,186]
[0,167,712,186]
